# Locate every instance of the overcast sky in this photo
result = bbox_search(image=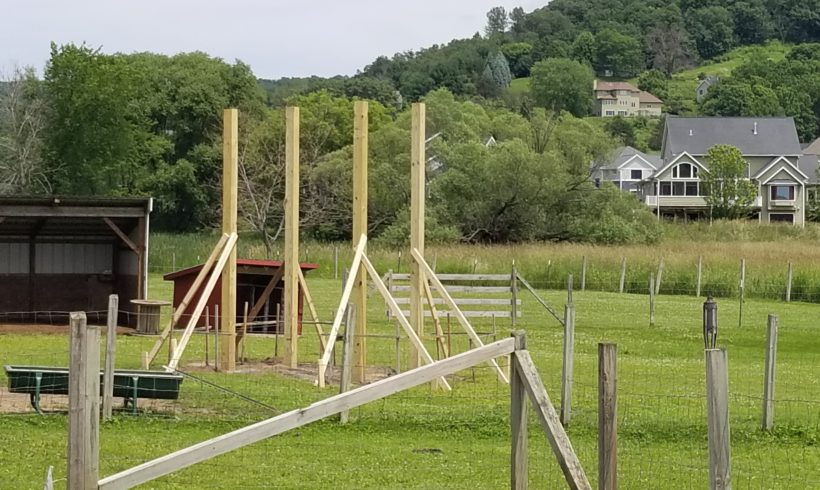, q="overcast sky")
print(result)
[1,1,546,79]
